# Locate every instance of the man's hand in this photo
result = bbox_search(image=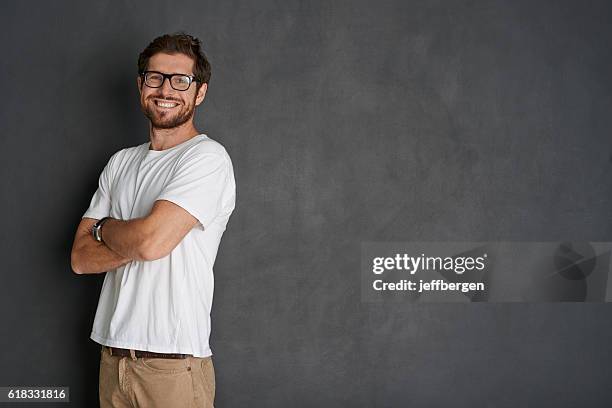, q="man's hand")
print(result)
[70,218,132,274]
[101,200,200,262]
